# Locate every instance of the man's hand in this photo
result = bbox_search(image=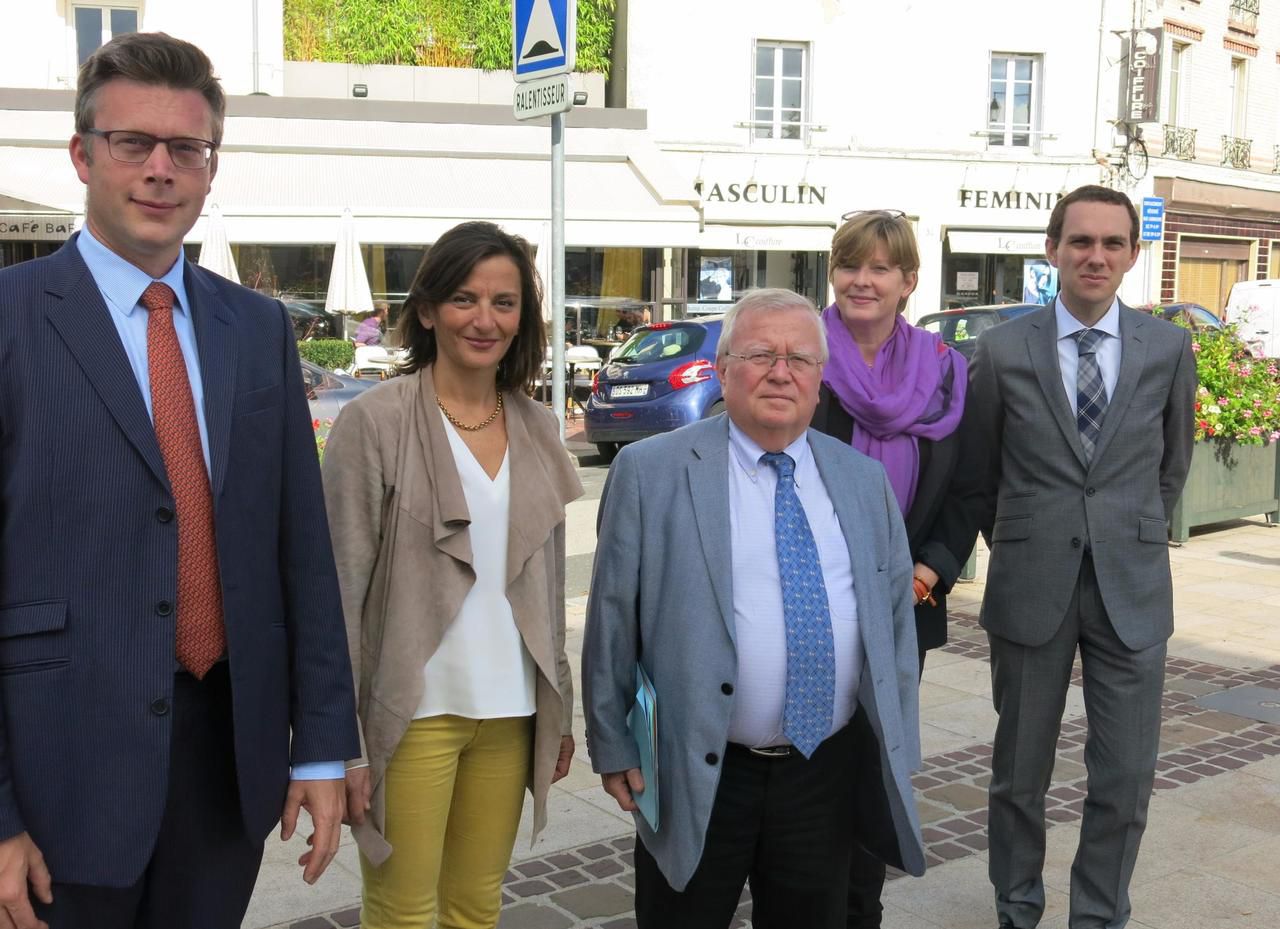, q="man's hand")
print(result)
[343,767,372,827]
[551,735,575,784]
[0,832,51,929]
[281,778,346,885]
[601,769,645,812]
